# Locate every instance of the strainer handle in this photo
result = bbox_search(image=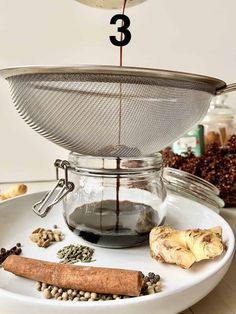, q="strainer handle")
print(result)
[216,83,236,95]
